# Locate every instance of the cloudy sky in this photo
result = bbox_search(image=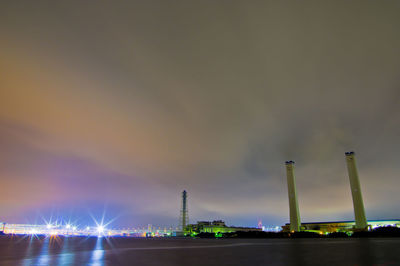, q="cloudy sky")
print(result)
[1,1,400,228]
